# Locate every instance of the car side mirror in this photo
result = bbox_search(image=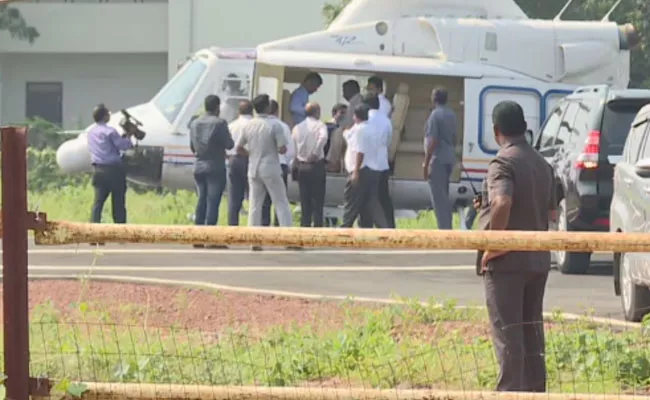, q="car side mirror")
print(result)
[635,158,650,178]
